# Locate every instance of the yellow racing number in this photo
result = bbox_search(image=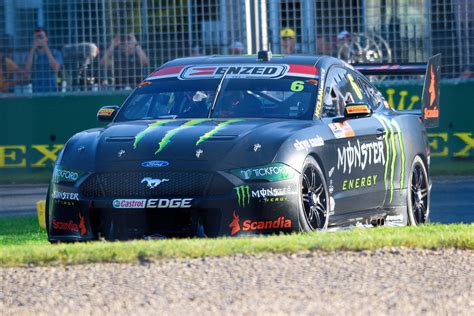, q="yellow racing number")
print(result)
[290,81,304,92]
